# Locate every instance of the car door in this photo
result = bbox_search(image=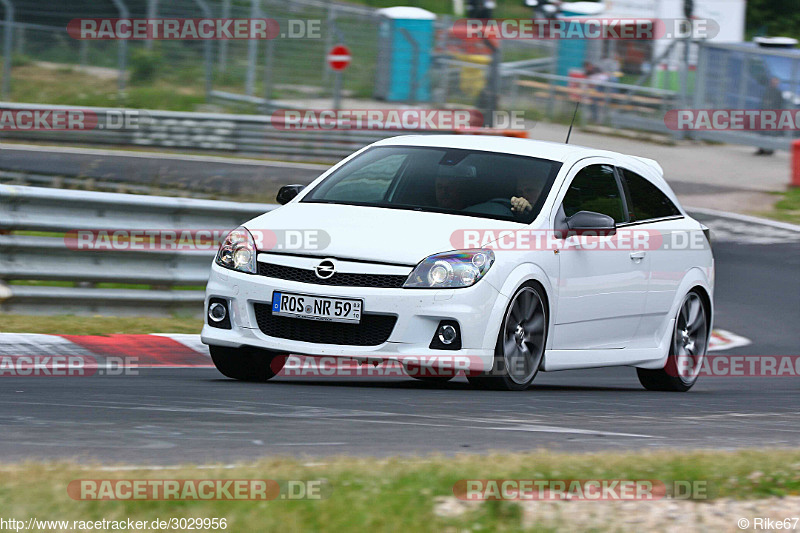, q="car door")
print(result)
[617,166,687,348]
[550,160,650,349]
